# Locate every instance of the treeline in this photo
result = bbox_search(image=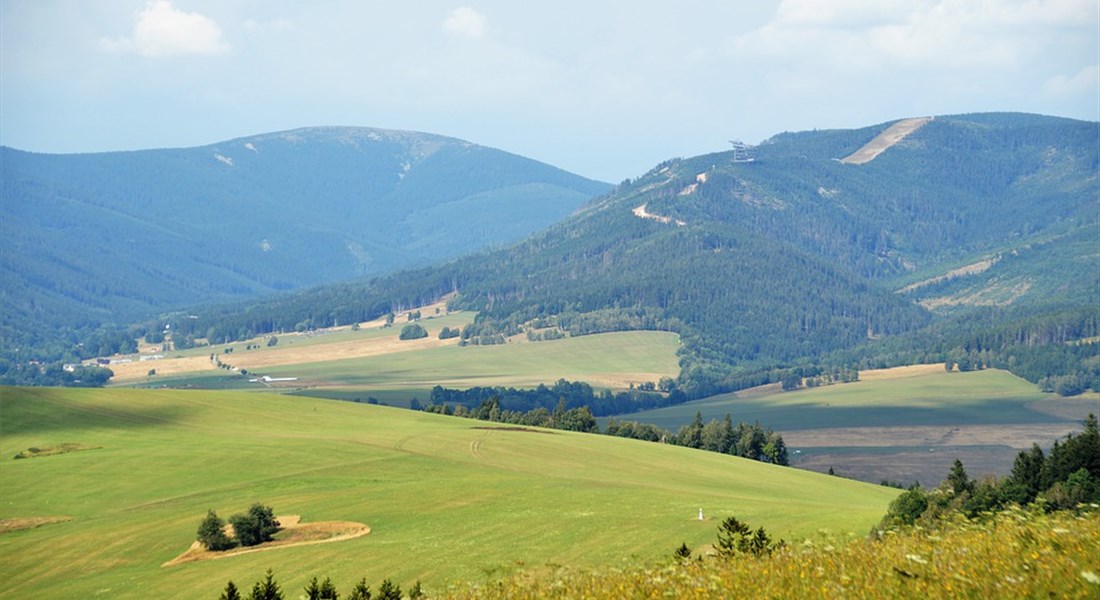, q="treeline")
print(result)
[425,397,789,467]
[880,414,1100,528]
[428,379,684,417]
[827,305,1100,396]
